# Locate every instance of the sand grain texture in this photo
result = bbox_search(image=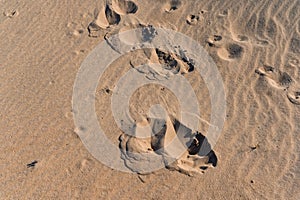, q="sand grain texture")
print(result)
[0,0,299,199]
